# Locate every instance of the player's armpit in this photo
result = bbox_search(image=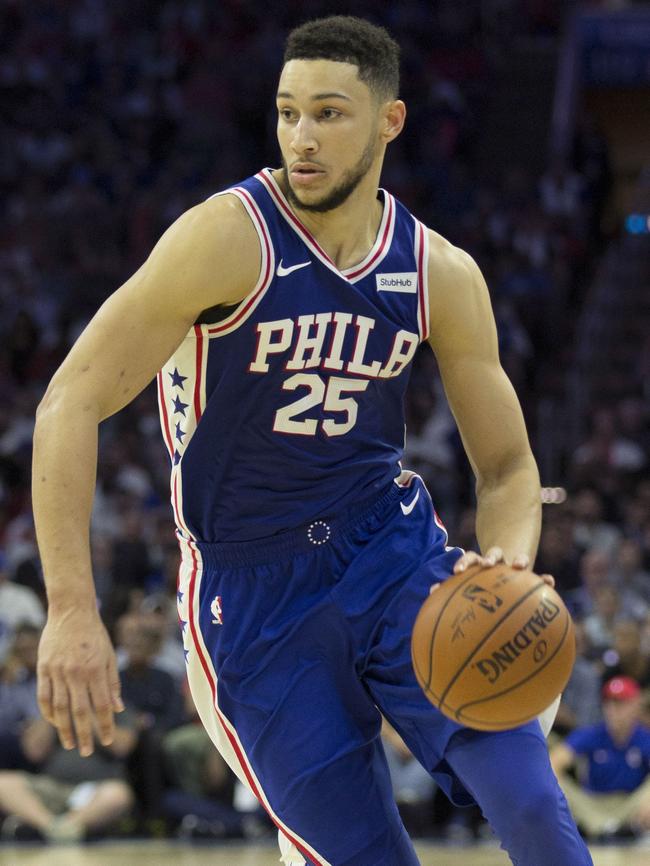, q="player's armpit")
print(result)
[38,193,261,423]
